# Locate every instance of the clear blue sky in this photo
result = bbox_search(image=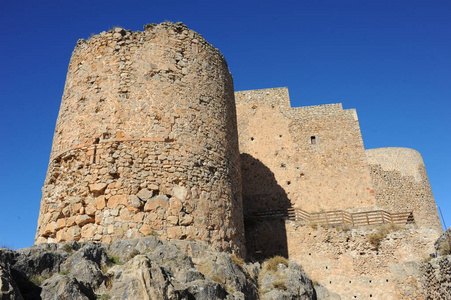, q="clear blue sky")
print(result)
[0,0,449,249]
